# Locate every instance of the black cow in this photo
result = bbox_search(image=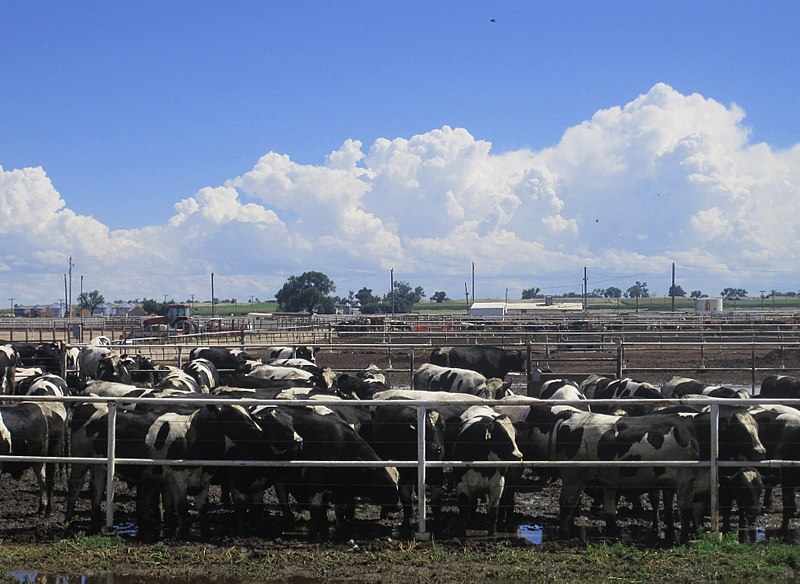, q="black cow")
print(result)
[370,403,445,534]
[748,404,800,512]
[267,404,399,538]
[429,346,525,379]
[336,372,389,400]
[452,405,522,535]
[760,374,800,400]
[67,402,269,536]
